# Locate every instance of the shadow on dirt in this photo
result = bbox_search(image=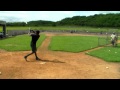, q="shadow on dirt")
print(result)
[42,59,65,63]
[26,59,65,63]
